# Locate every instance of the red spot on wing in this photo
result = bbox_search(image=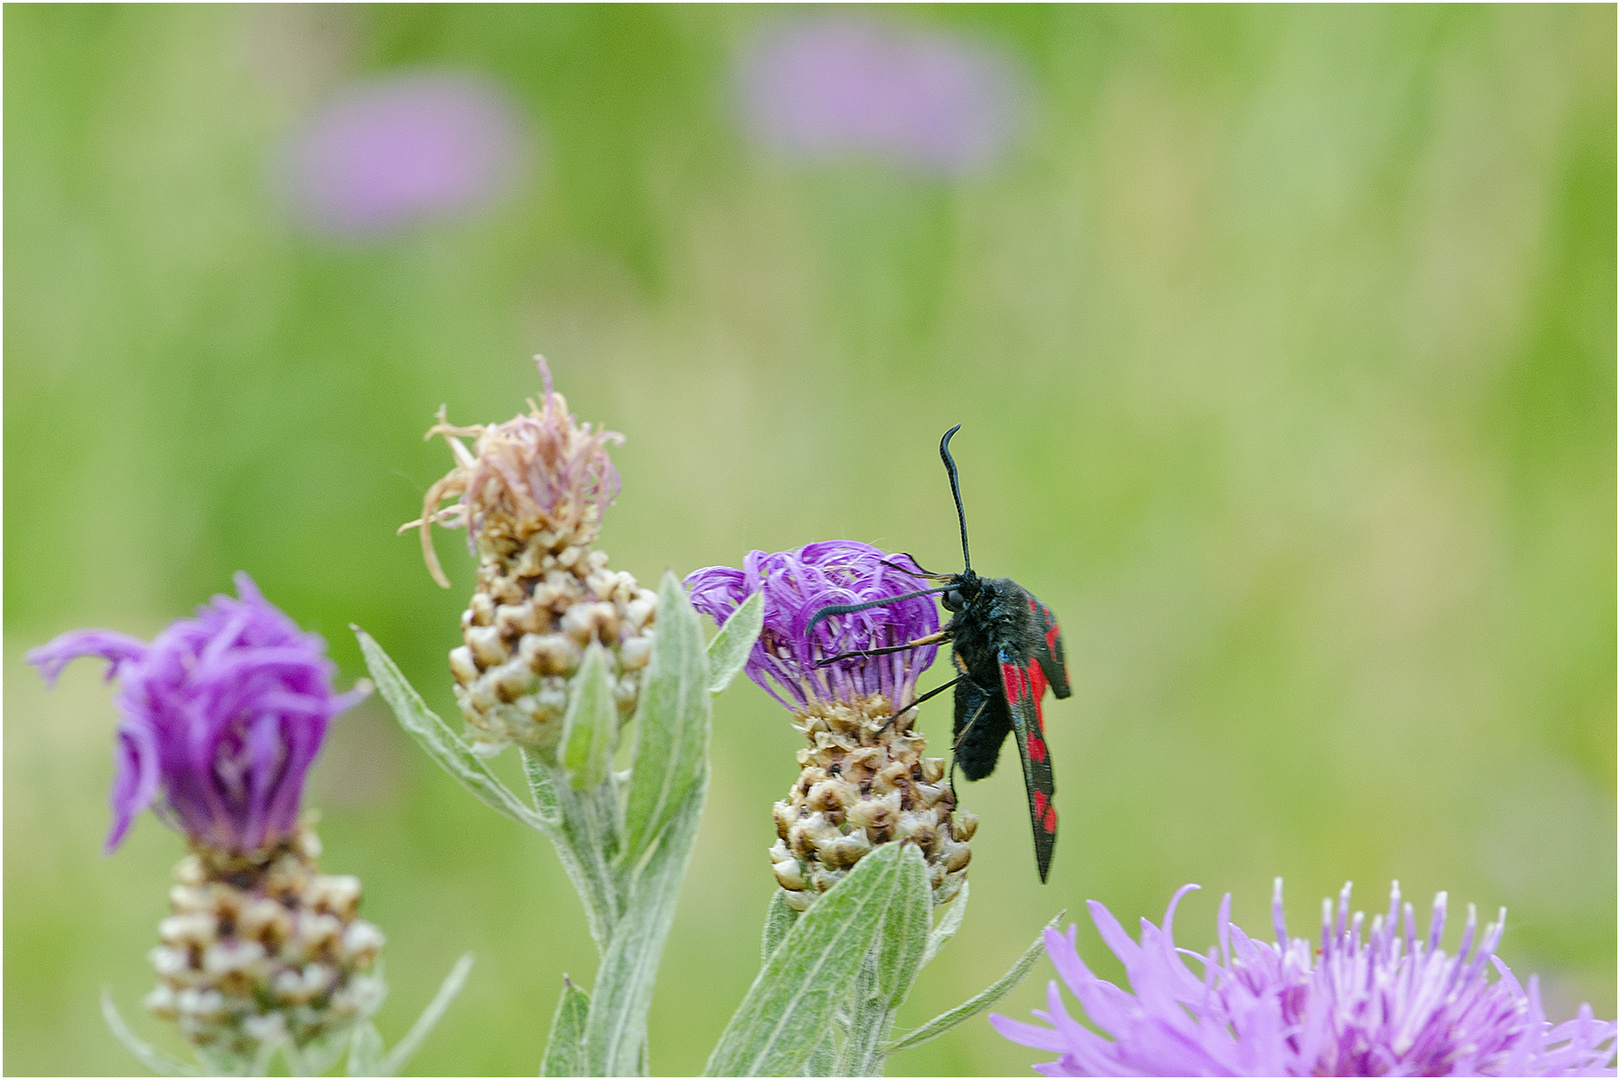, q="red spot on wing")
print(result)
[1033,790,1047,817]
[1000,660,1025,699]
[1026,733,1047,763]
[1042,805,1057,833]
[1045,619,1061,654]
